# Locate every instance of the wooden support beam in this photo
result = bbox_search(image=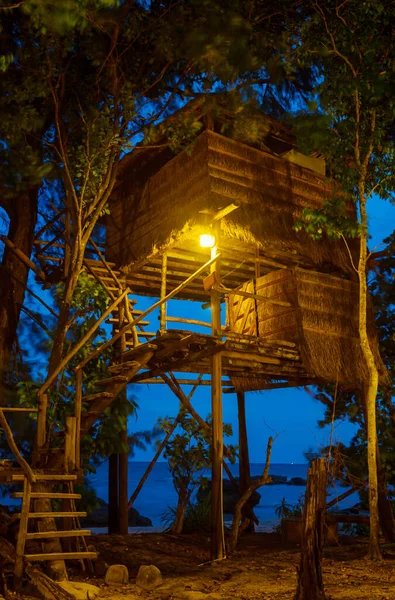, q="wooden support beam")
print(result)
[160,252,167,333]
[74,369,82,469]
[0,235,46,281]
[0,410,36,484]
[210,226,225,561]
[165,316,212,328]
